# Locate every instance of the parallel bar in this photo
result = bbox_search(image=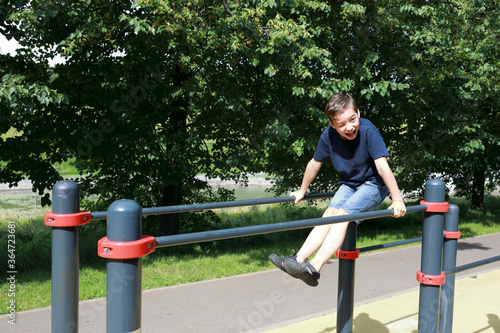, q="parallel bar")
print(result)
[51,180,80,333]
[156,205,426,248]
[90,192,336,221]
[337,222,357,333]
[359,237,422,253]
[418,179,446,333]
[90,211,107,220]
[440,204,460,333]
[443,255,500,276]
[106,200,143,333]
